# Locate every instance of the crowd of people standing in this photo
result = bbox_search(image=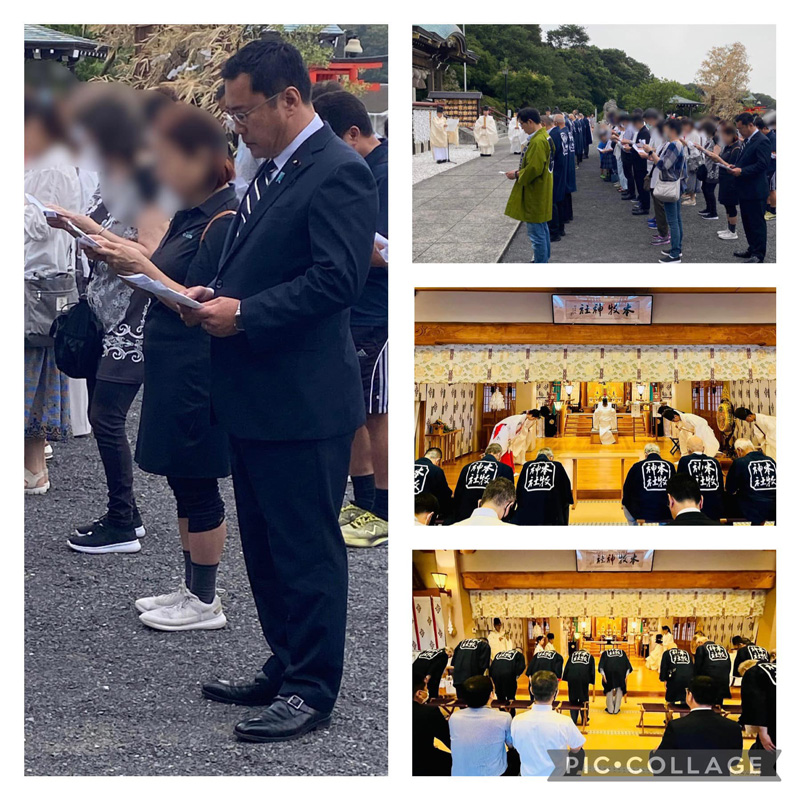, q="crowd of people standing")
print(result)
[24,38,388,743]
